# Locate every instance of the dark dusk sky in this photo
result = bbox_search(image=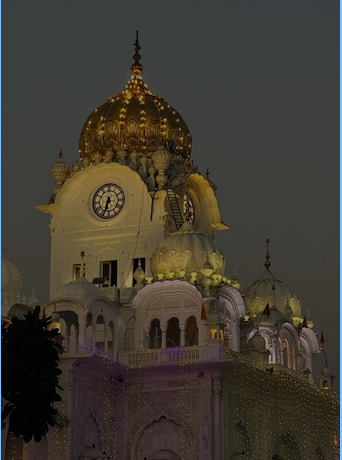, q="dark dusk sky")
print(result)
[2,1,339,388]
